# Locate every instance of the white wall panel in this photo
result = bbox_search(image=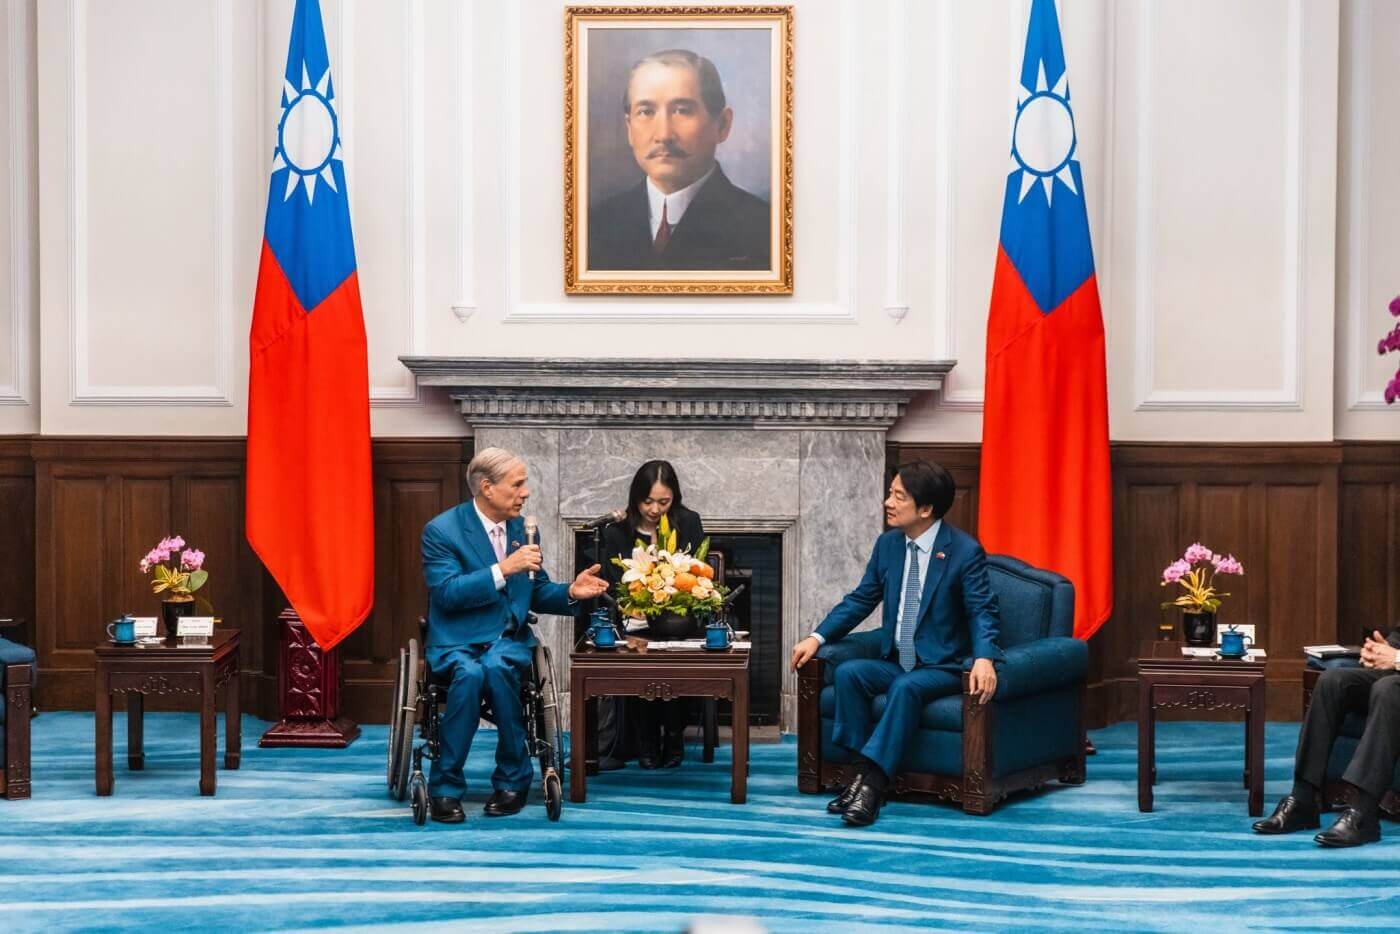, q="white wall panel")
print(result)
[1336,0,1400,437]
[0,0,37,431]
[19,0,1361,440]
